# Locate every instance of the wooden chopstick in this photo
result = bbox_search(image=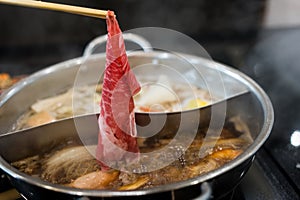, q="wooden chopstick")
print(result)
[0,0,108,19]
